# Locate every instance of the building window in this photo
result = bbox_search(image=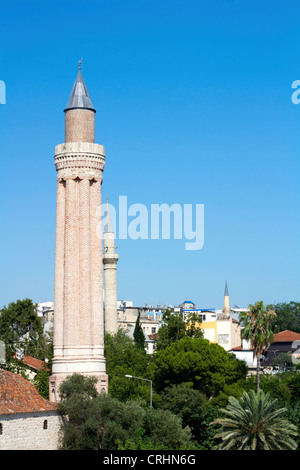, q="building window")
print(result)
[0,423,3,435]
[51,382,56,402]
[151,327,156,334]
[43,420,48,430]
[218,334,229,344]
